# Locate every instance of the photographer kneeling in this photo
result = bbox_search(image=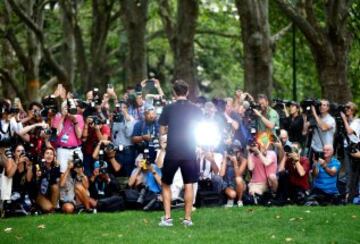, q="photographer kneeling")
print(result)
[59,152,94,213]
[306,144,341,206]
[88,160,123,212]
[34,148,60,213]
[275,142,310,205]
[127,150,162,210]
